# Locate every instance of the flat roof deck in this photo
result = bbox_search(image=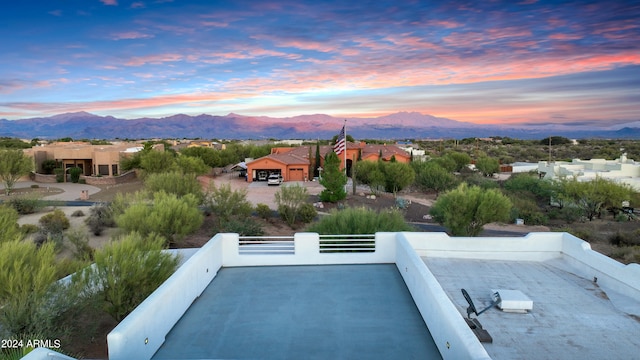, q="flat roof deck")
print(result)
[423,257,640,360]
[152,264,441,359]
